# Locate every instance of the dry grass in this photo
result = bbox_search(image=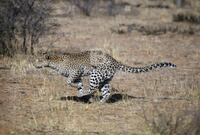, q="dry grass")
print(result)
[1,37,199,135]
[139,102,200,135]
[1,0,200,135]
